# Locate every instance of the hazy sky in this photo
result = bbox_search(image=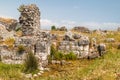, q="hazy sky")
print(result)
[0,0,120,30]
